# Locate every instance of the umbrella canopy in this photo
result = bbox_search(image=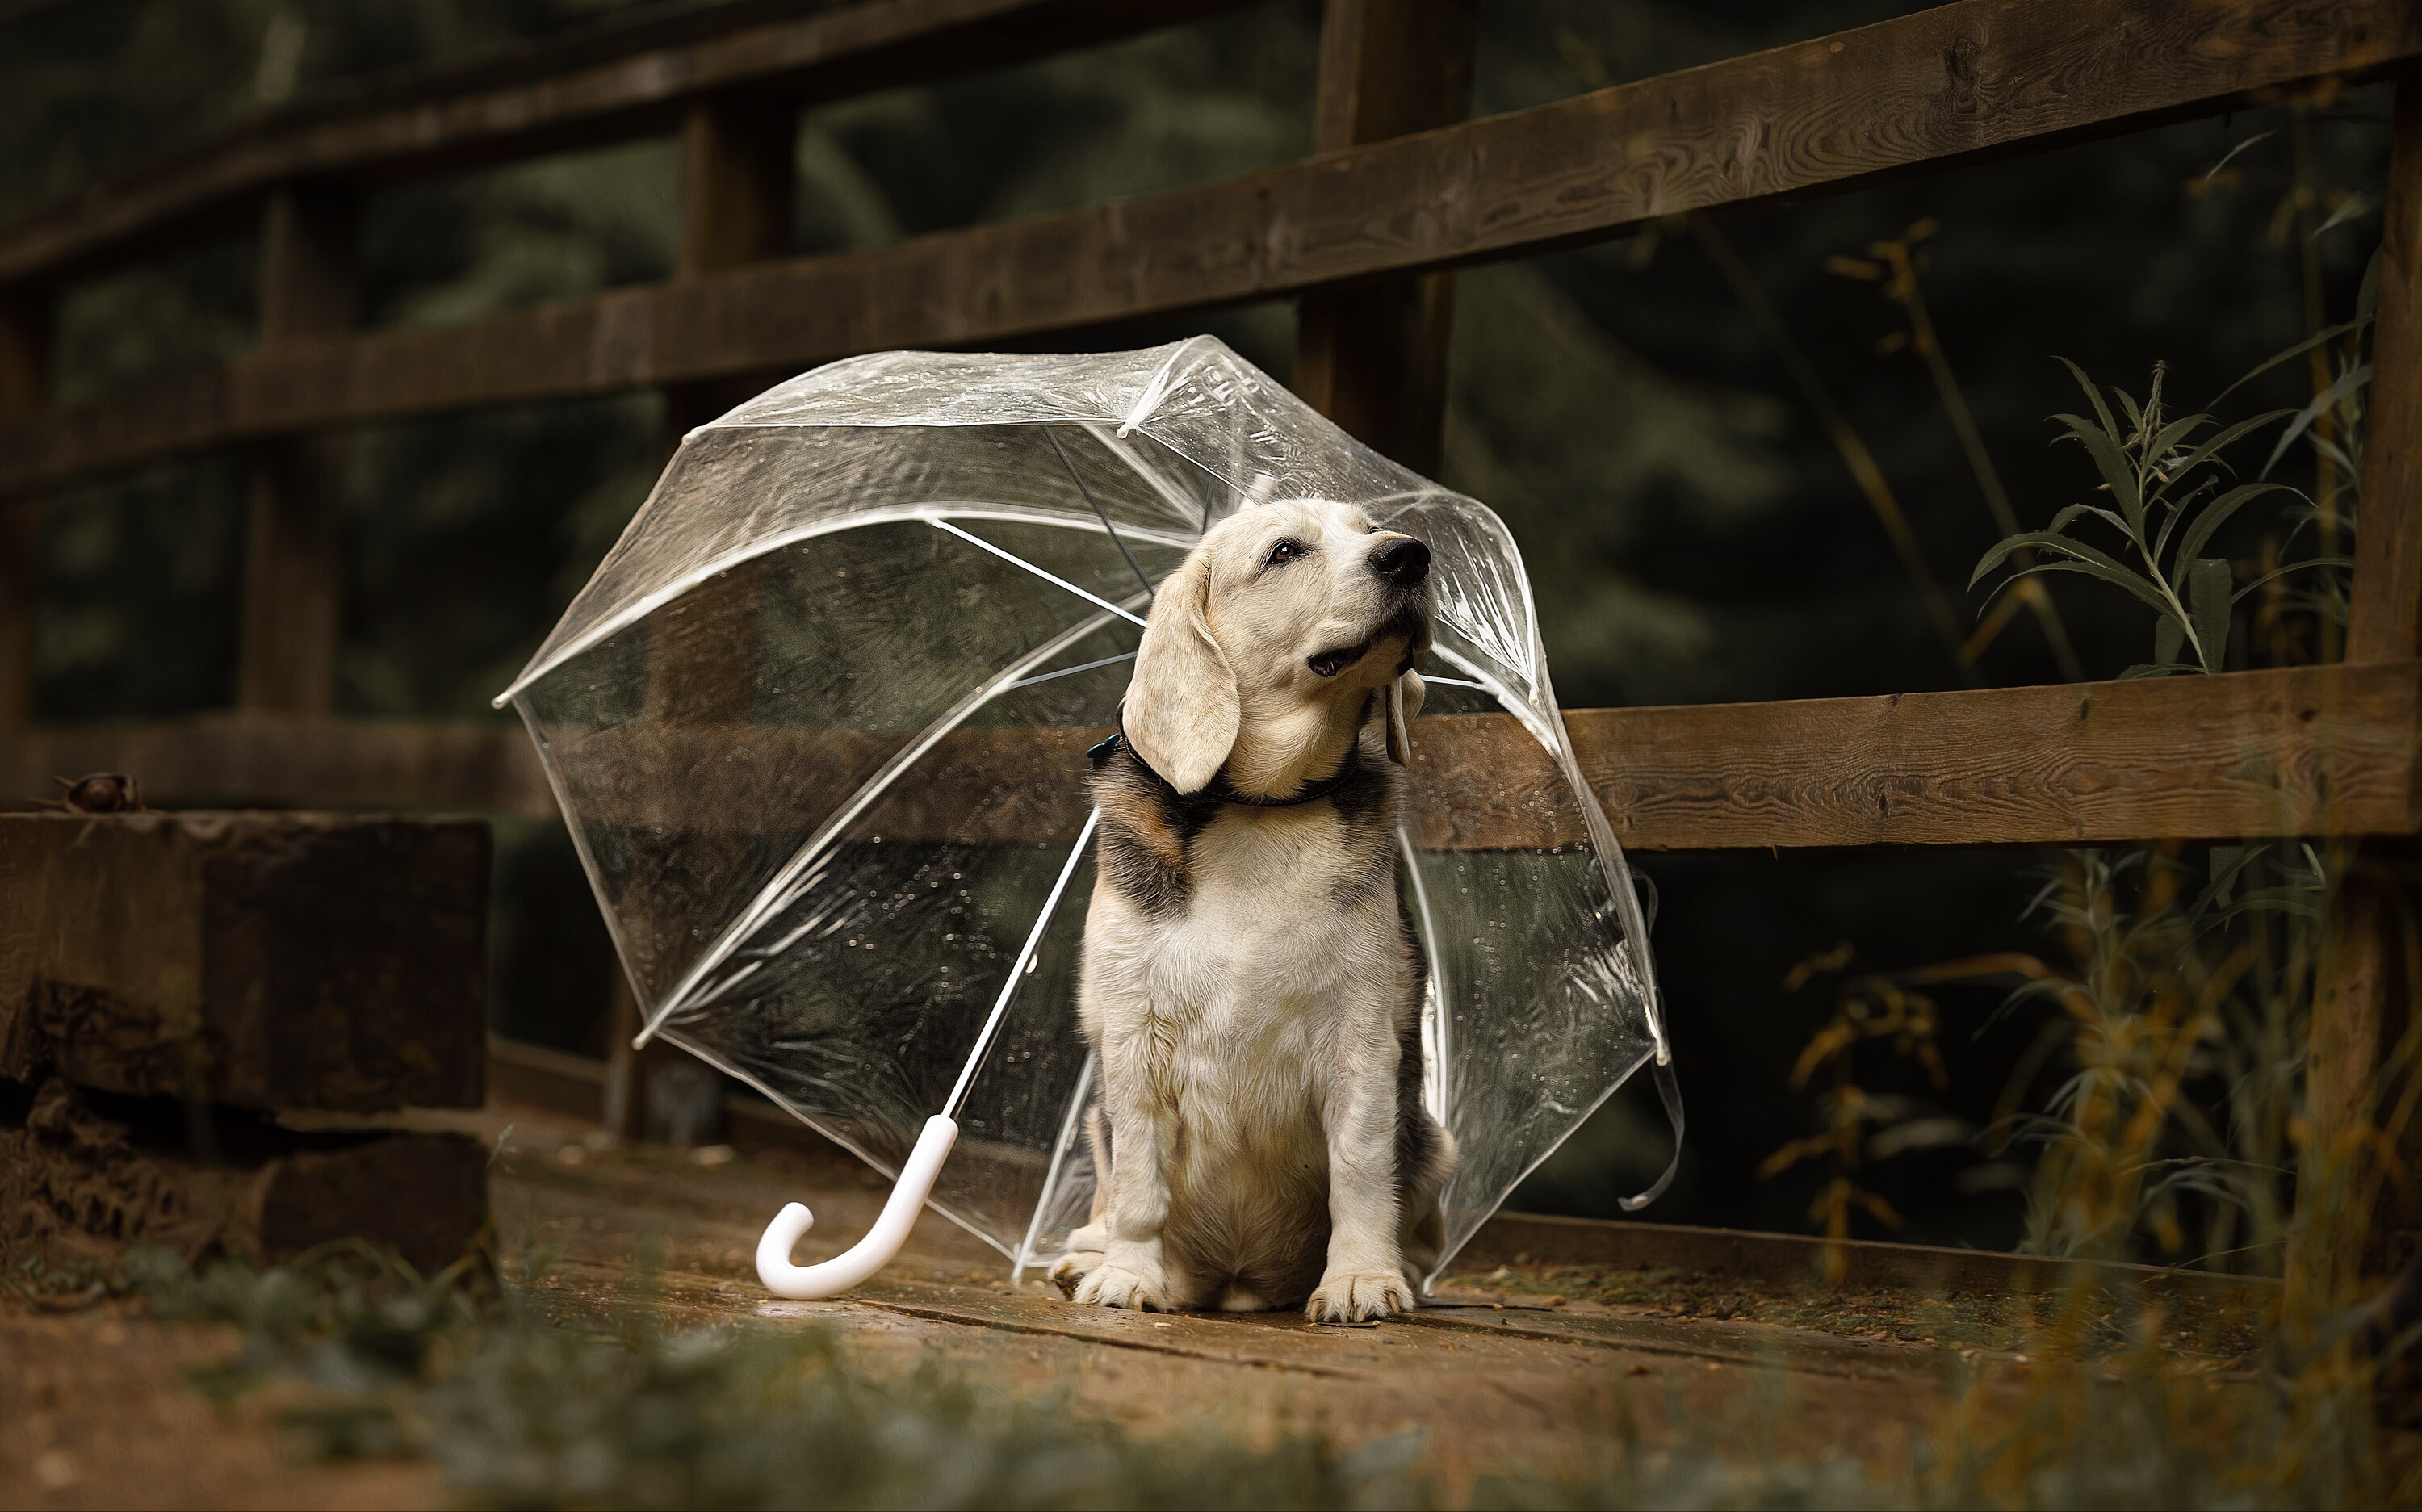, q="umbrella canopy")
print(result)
[498,337,1681,1284]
